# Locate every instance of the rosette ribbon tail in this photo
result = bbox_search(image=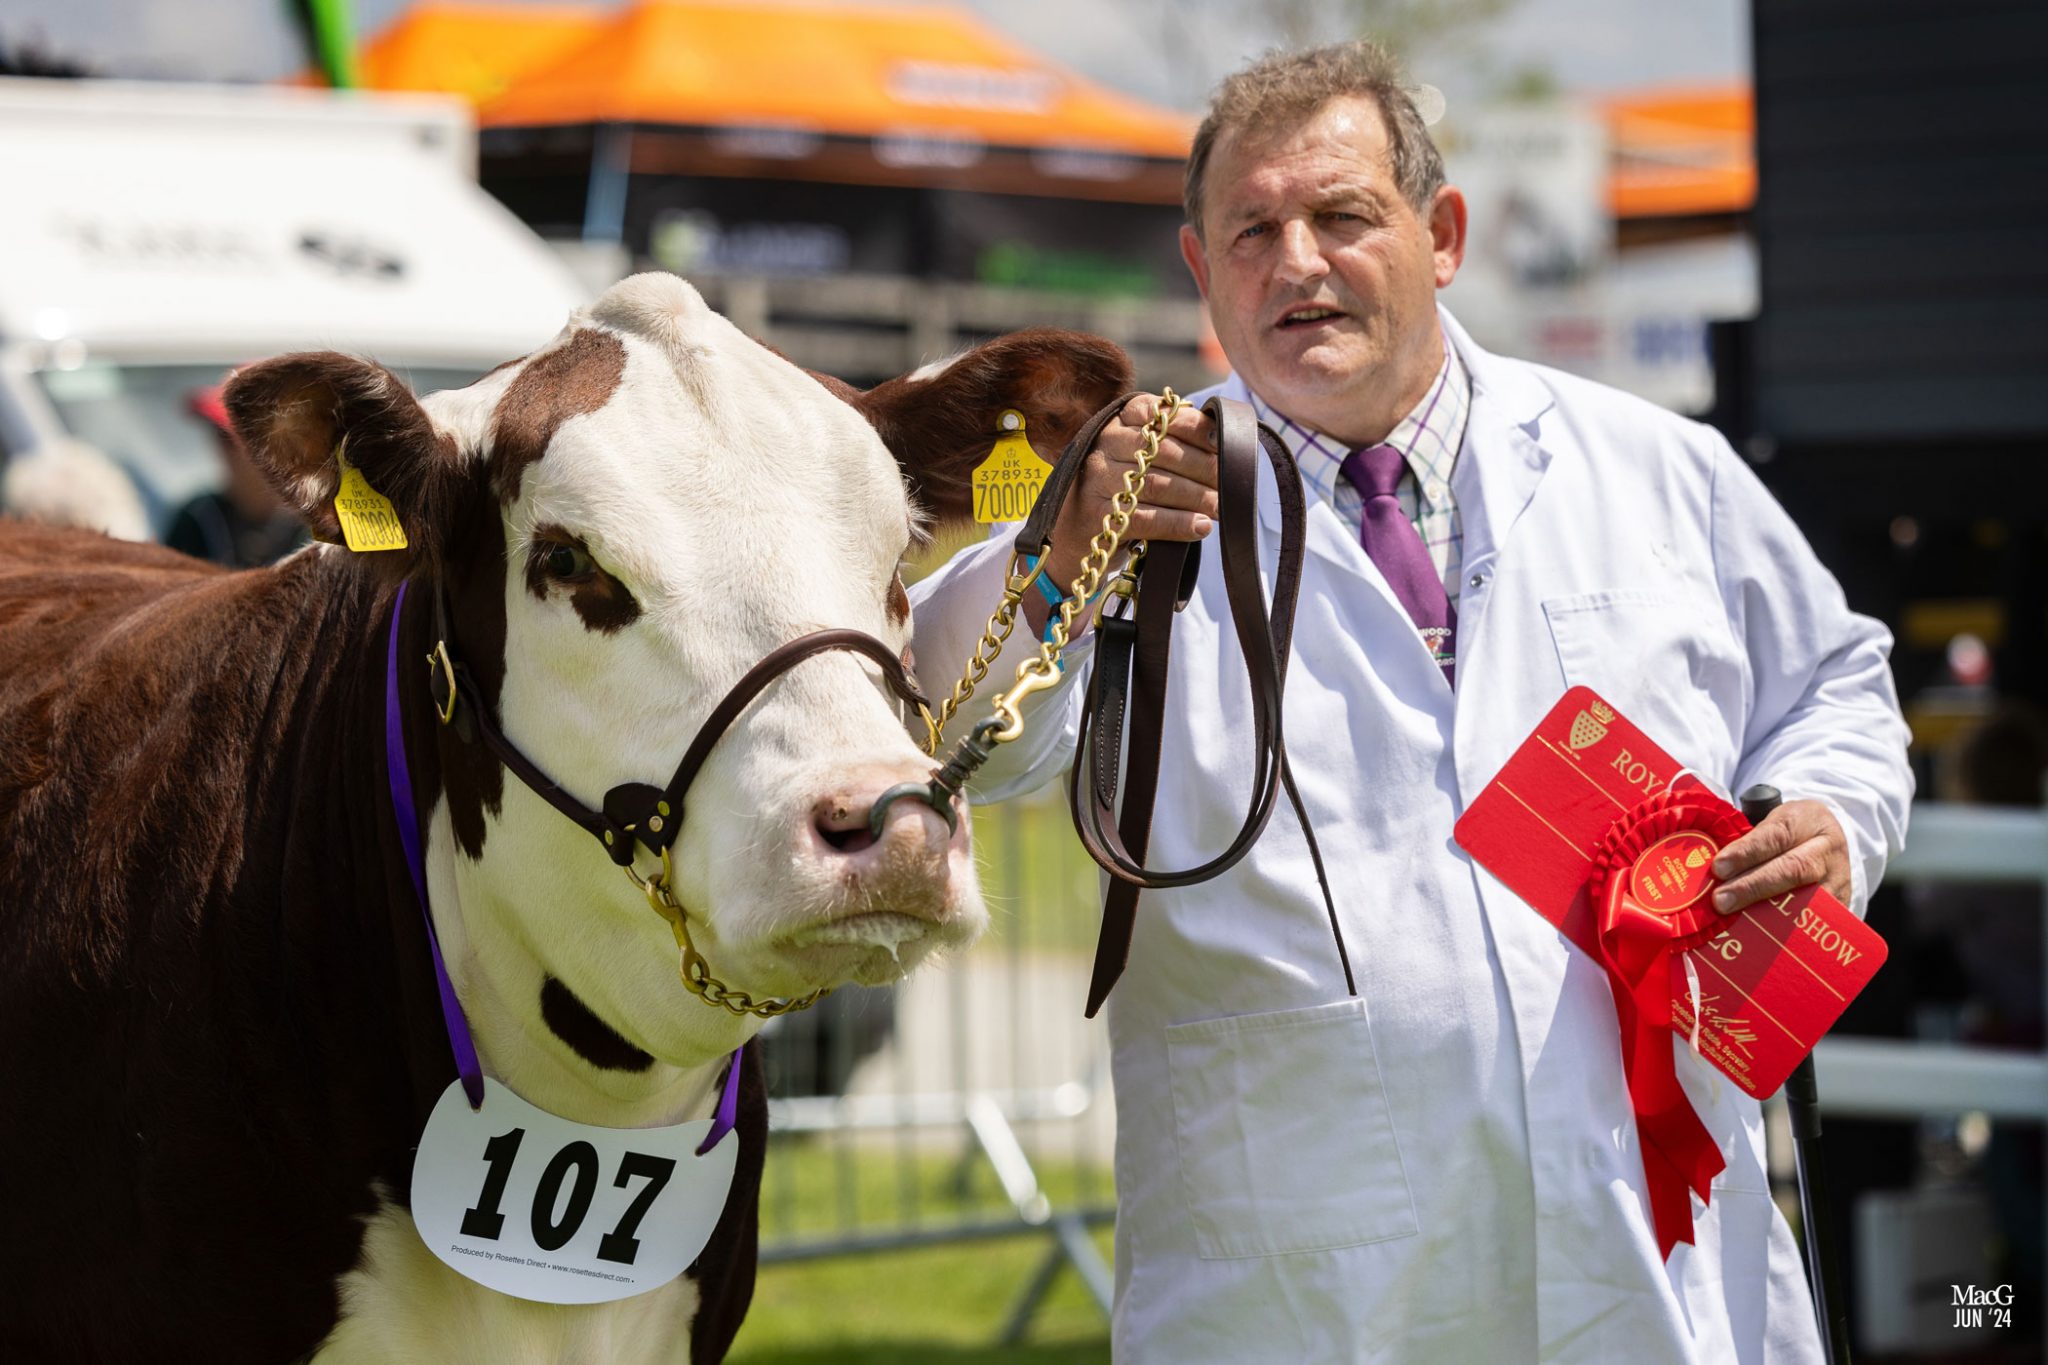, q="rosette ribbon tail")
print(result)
[1591,792,1745,1258]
